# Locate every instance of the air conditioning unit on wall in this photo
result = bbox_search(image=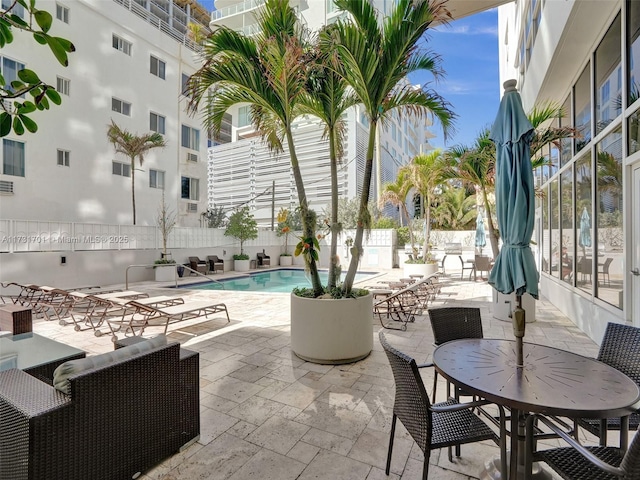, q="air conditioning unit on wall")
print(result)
[187,203,198,213]
[186,152,198,163]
